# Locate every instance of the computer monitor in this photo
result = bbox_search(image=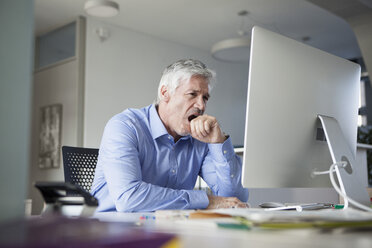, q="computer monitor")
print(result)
[242,26,370,208]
